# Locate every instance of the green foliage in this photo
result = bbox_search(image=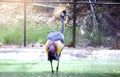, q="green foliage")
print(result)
[0,22,24,44]
[26,21,52,44]
[0,20,73,45]
[65,26,73,44]
[86,32,104,46]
